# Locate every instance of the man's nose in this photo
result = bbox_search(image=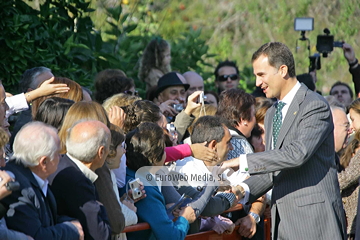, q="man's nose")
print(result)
[178,96,185,102]
[255,78,262,87]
